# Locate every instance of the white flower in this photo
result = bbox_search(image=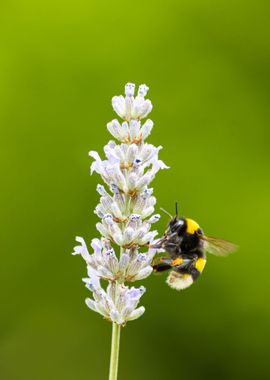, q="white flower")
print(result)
[73,83,169,325]
[112,83,153,122]
[89,142,168,194]
[85,280,145,325]
[72,236,155,283]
